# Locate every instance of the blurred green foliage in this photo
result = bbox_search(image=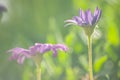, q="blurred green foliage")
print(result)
[0,0,120,80]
